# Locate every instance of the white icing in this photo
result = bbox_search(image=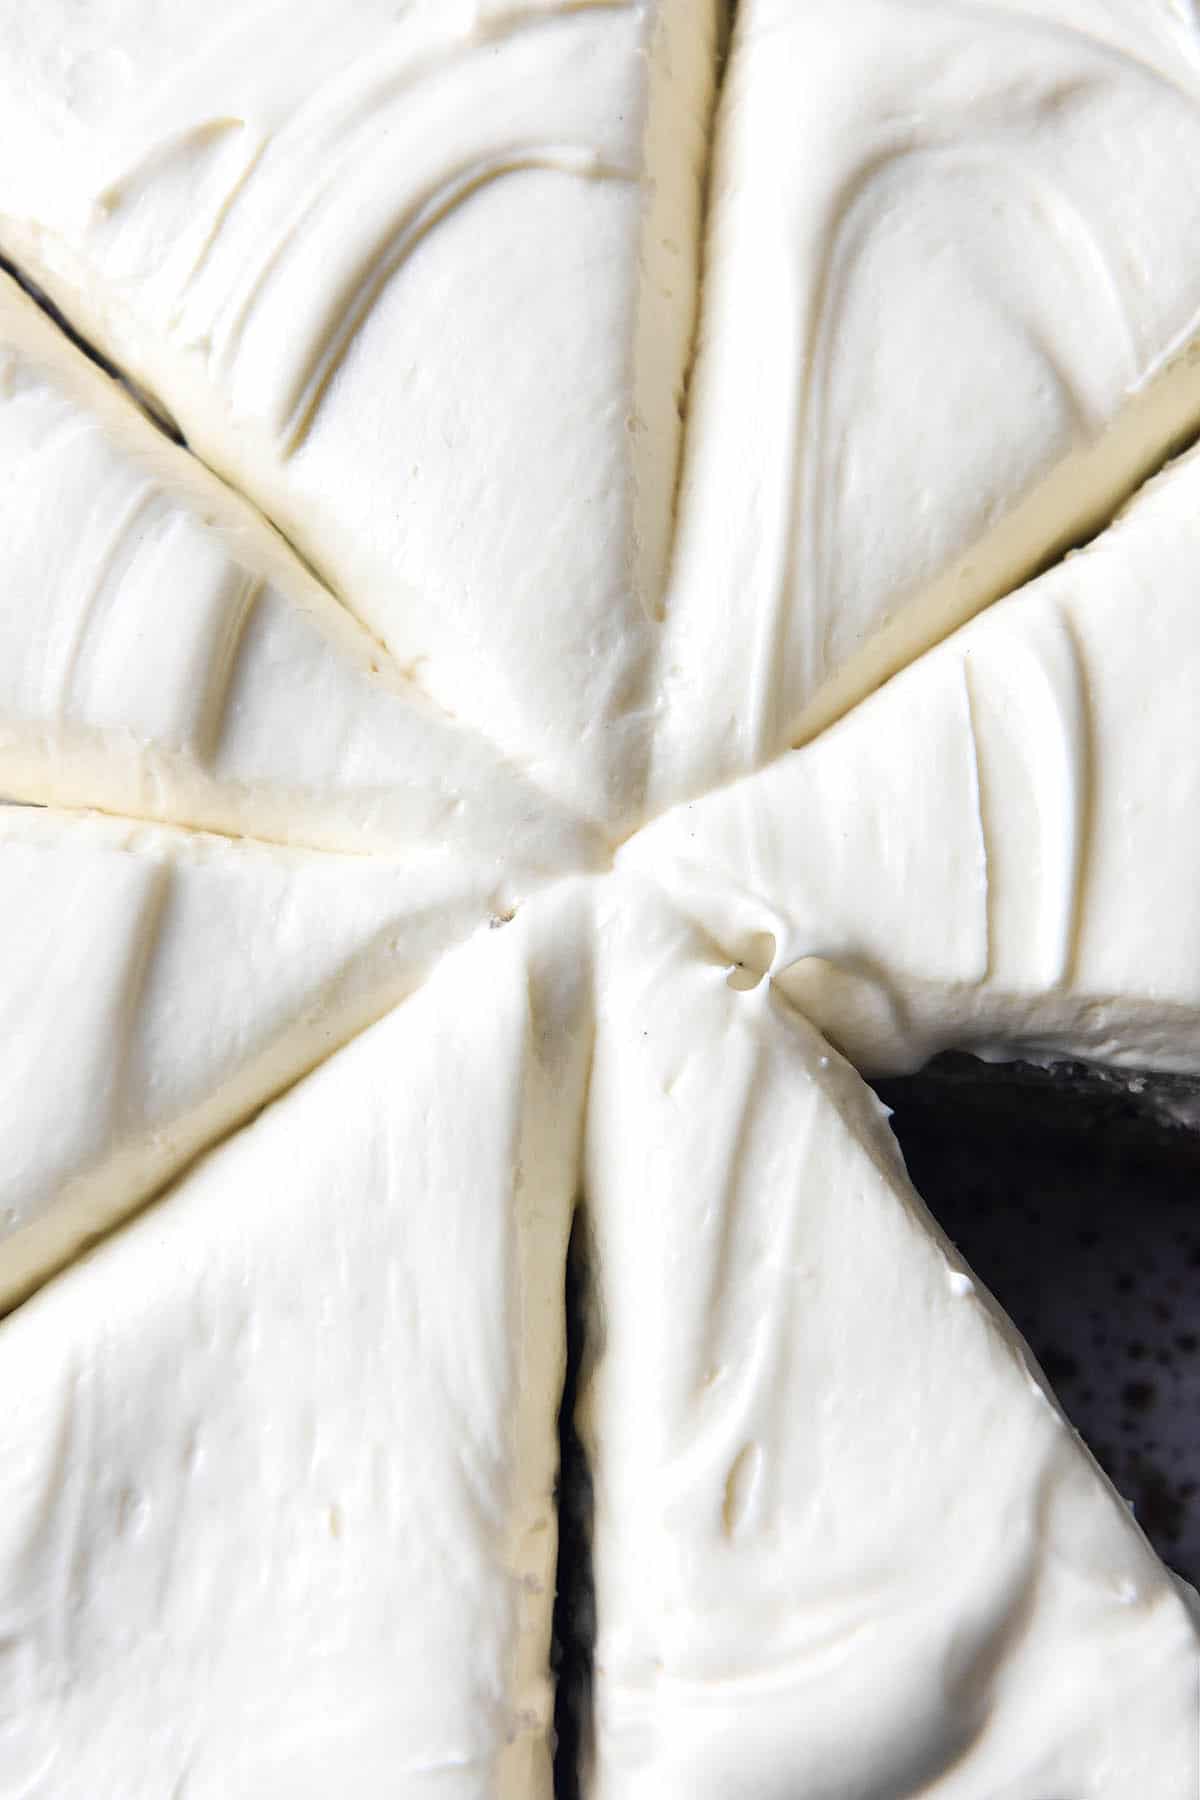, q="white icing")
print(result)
[0,272,600,874]
[626,439,1200,1074]
[0,803,523,1308]
[0,4,1196,1790]
[652,0,1200,805]
[0,0,719,824]
[0,893,589,1799]
[582,882,1200,1795]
